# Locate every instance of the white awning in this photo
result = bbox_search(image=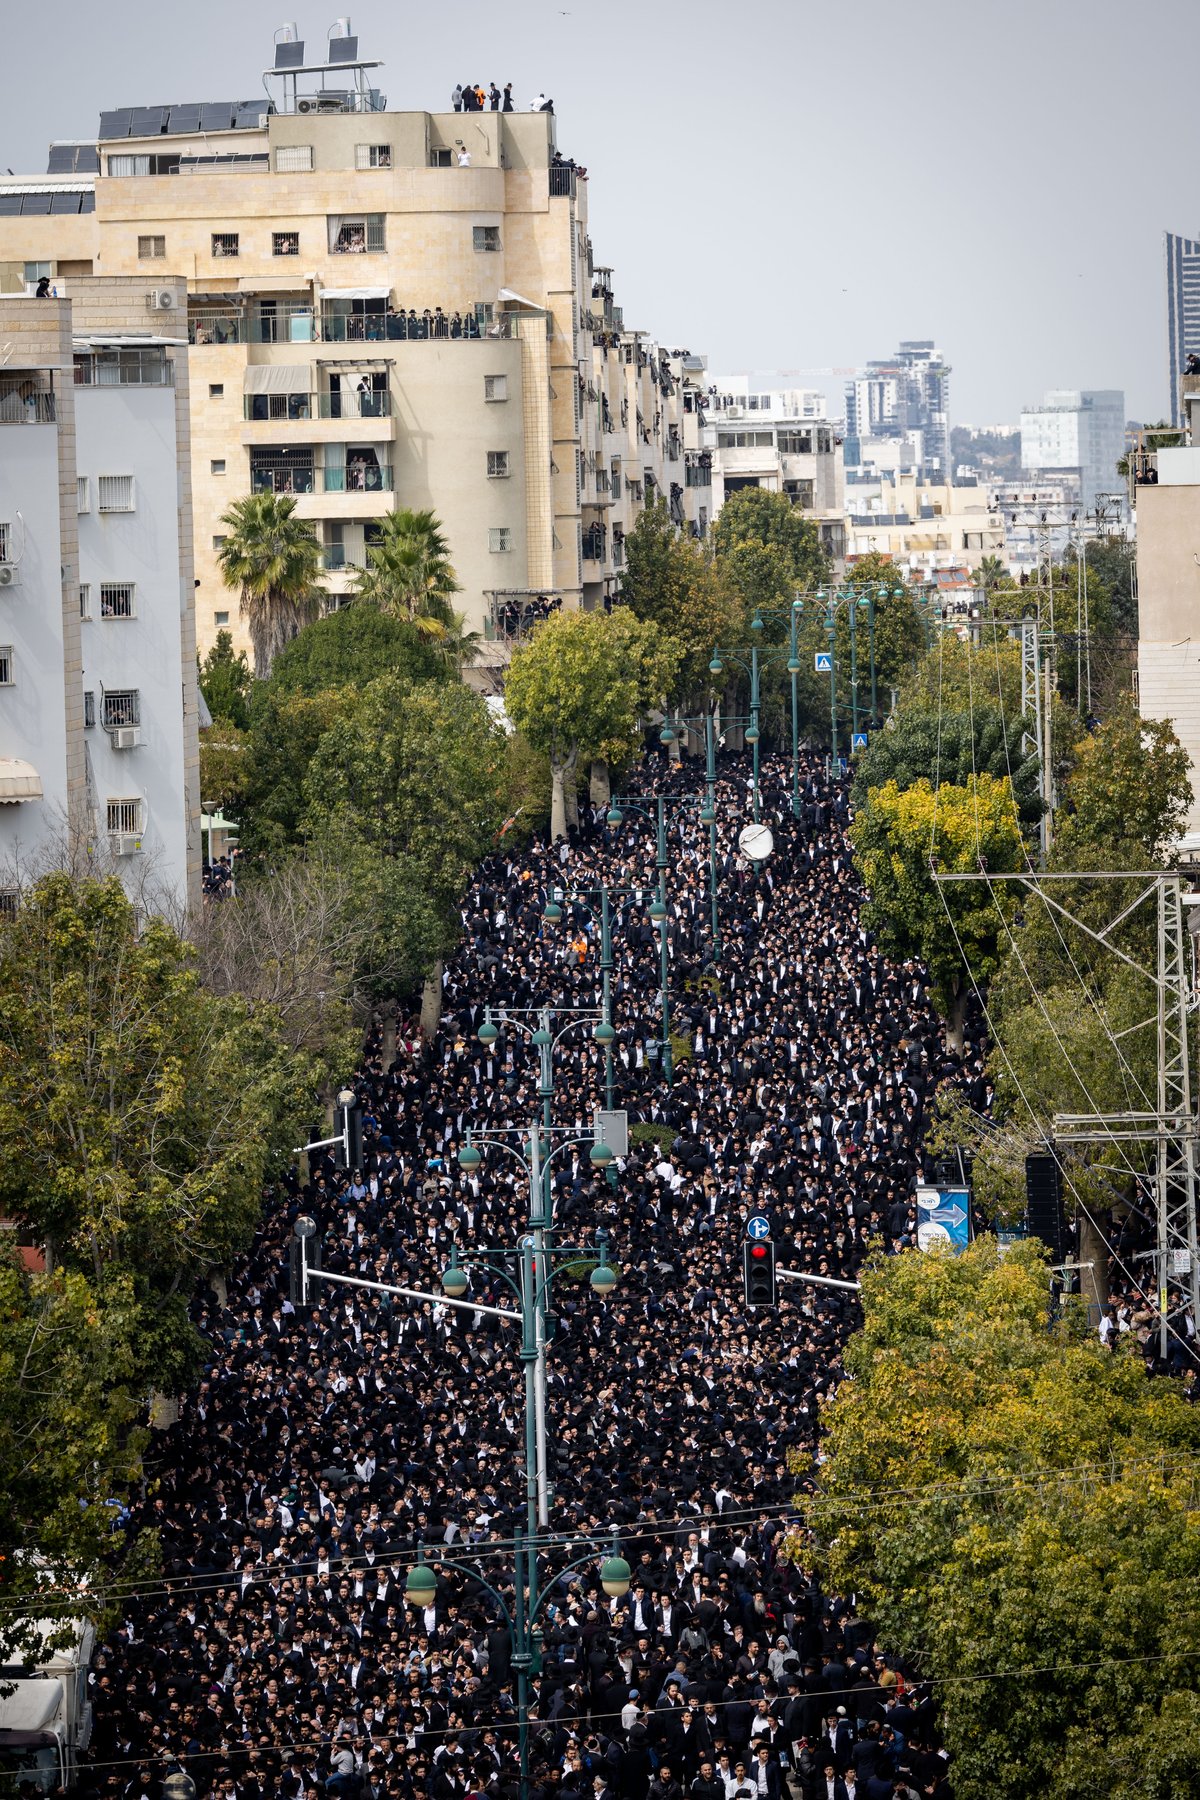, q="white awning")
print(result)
[318,286,391,302]
[244,364,310,395]
[0,758,42,803]
[498,287,546,312]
